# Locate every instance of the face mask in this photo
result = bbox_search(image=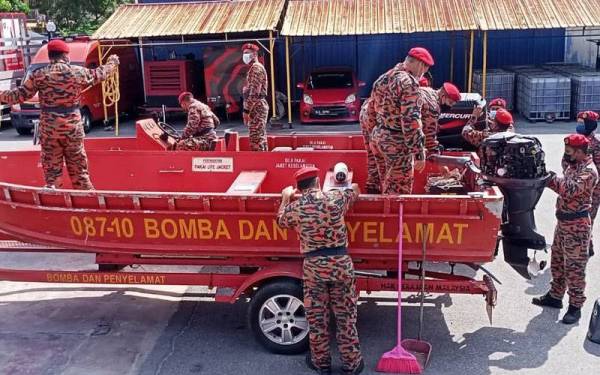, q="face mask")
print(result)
[563,153,577,164]
[242,53,252,65]
[489,110,497,120]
